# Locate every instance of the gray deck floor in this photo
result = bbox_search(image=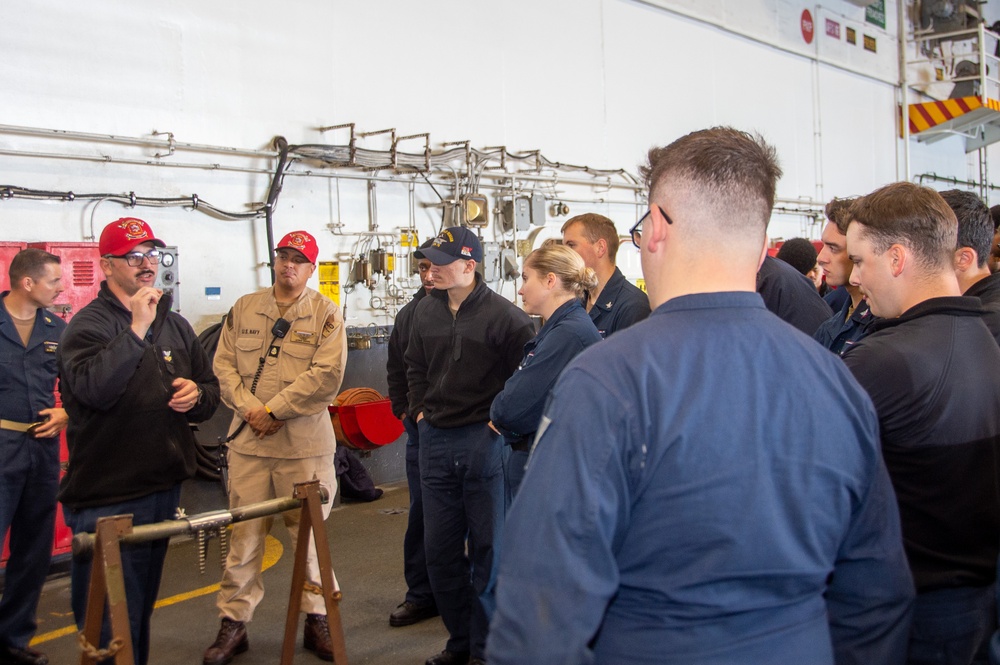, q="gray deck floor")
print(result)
[30,482,449,664]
